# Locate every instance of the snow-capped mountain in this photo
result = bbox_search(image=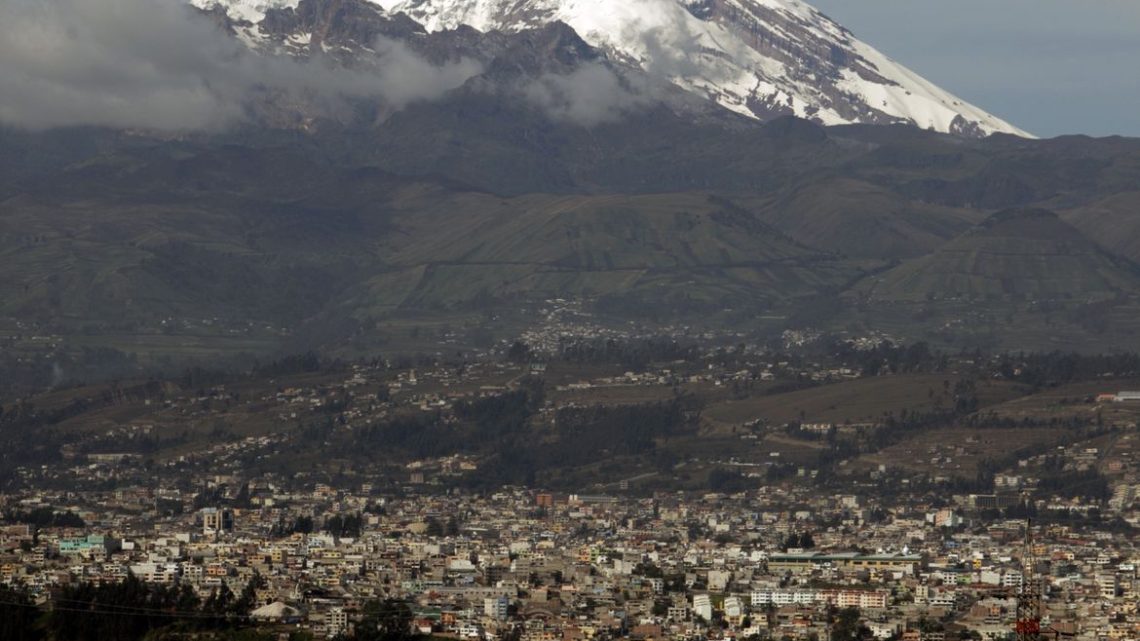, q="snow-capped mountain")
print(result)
[195,0,1031,137]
